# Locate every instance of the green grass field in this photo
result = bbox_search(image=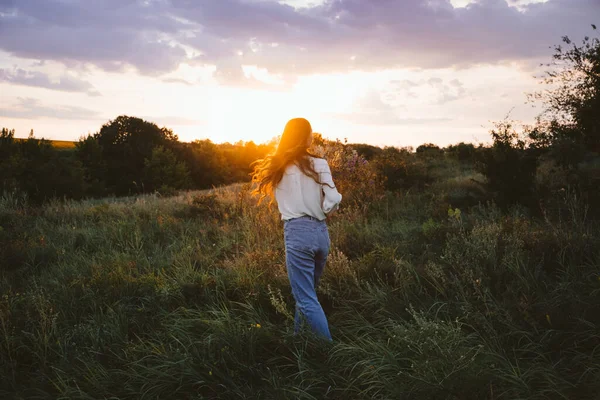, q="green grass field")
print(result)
[49,140,77,150]
[15,138,77,150]
[1,165,599,399]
